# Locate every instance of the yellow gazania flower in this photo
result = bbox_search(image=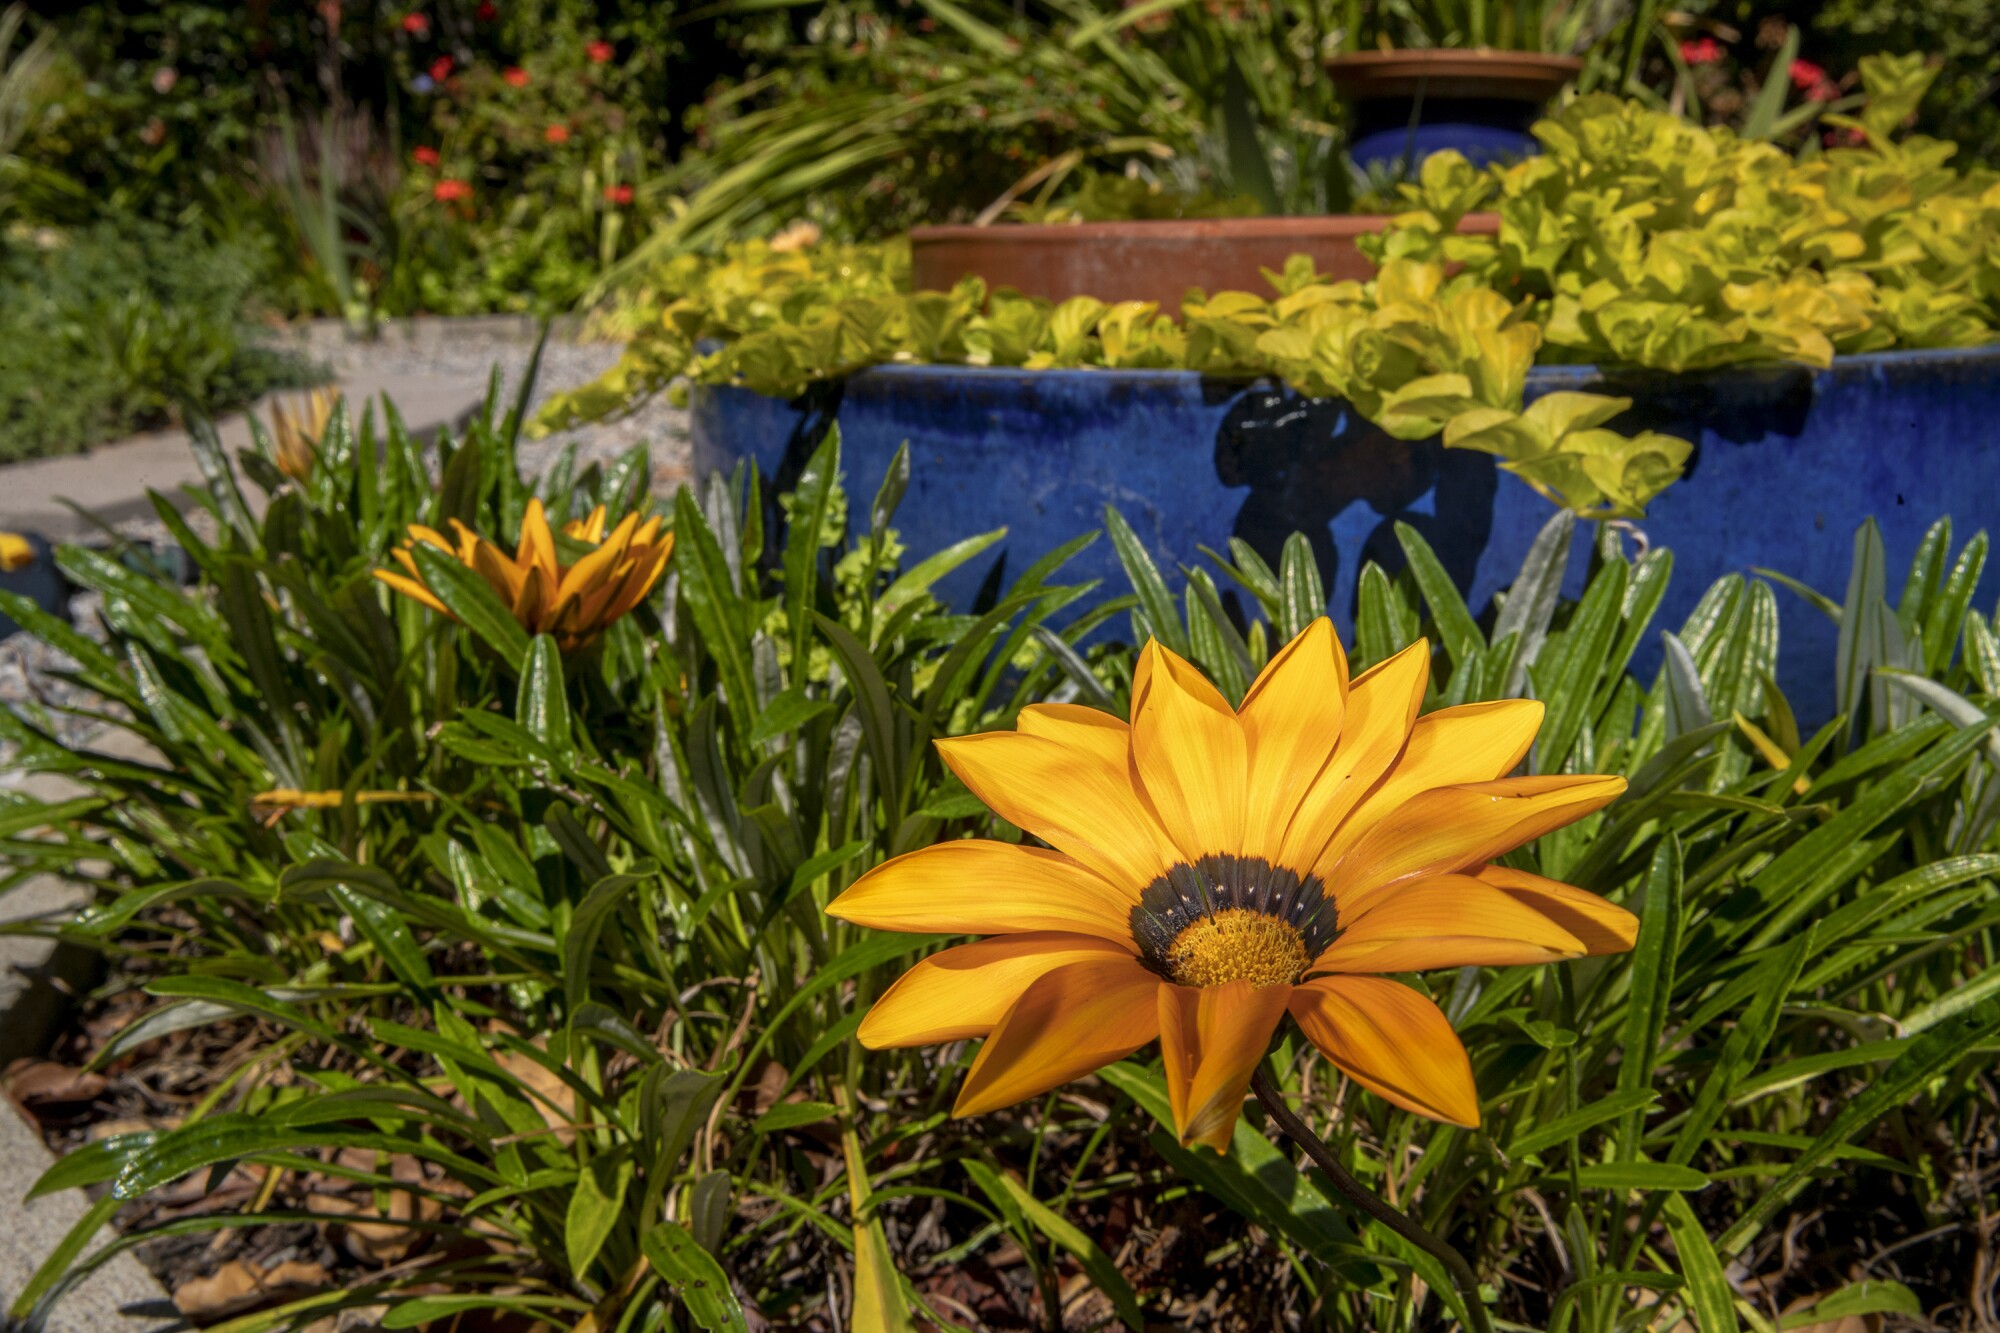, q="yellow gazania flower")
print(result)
[829,619,1637,1151]
[268,386,341,482]
[374,498,672,653]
